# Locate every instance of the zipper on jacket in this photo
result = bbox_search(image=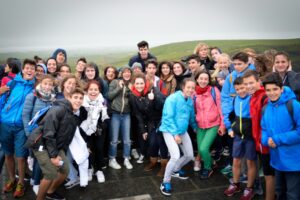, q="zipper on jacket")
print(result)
[121,86,126,113]
[239,101,244,139]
